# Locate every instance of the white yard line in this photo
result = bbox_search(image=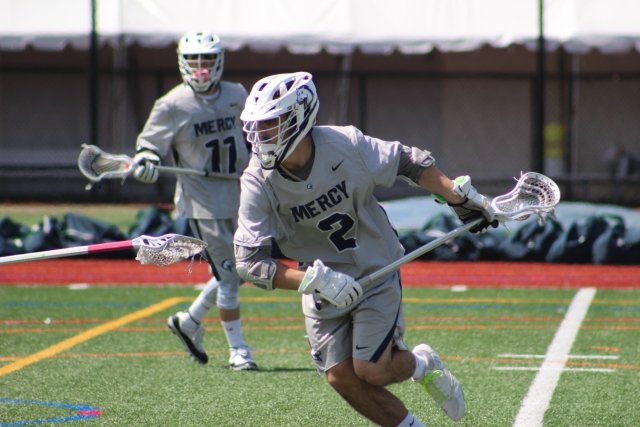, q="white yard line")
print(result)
[513,287,597,427]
